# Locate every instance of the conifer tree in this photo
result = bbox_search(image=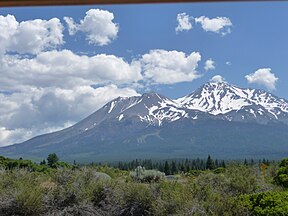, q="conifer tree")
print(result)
[206,155,214,170]
[47,153,59,167]
[171,161,177,174]
[164,161,171,175]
